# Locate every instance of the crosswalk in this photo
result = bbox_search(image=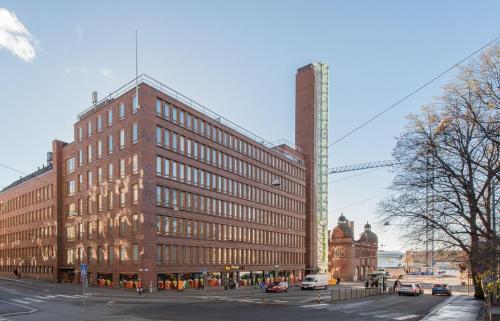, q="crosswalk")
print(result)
[8,293,93,306]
